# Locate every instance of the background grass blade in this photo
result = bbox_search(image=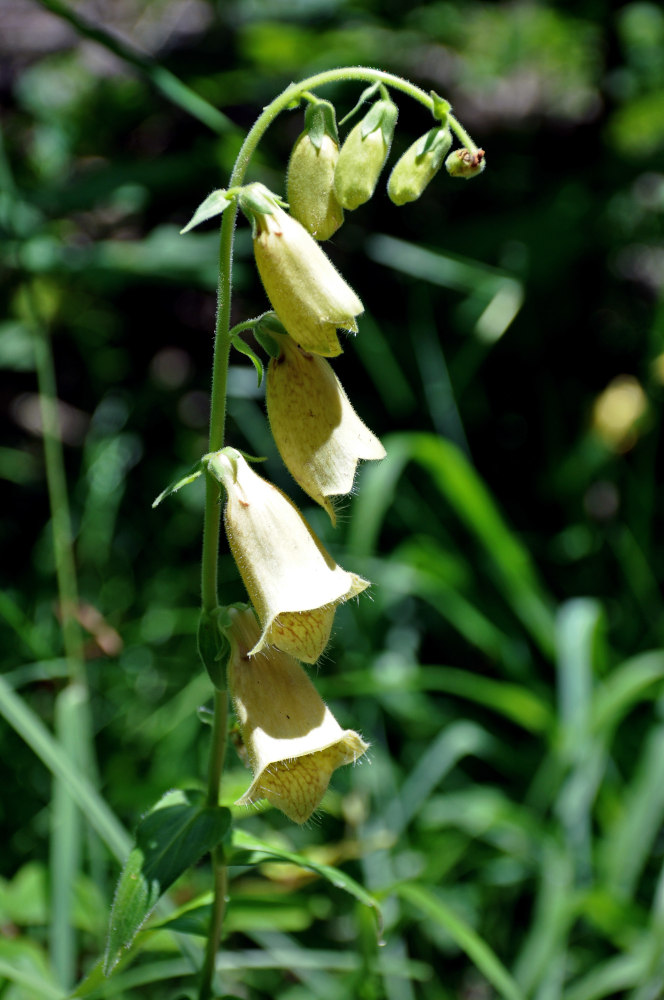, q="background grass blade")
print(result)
[396,882,526,1000]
